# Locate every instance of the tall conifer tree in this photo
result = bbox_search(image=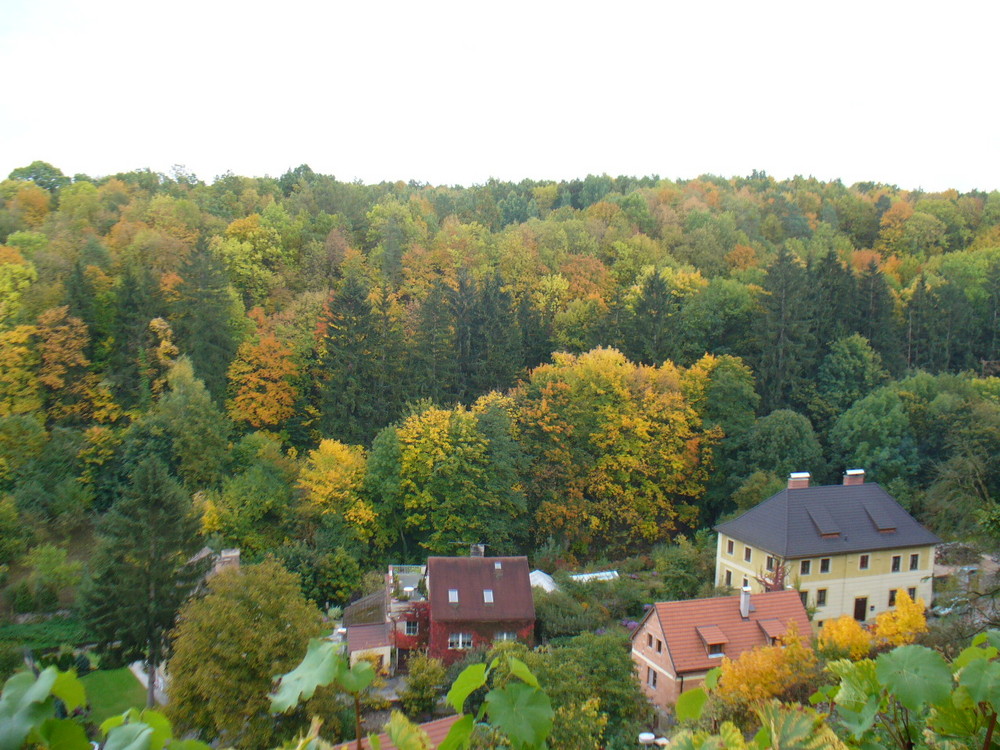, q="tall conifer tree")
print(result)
[79,457,204,708]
